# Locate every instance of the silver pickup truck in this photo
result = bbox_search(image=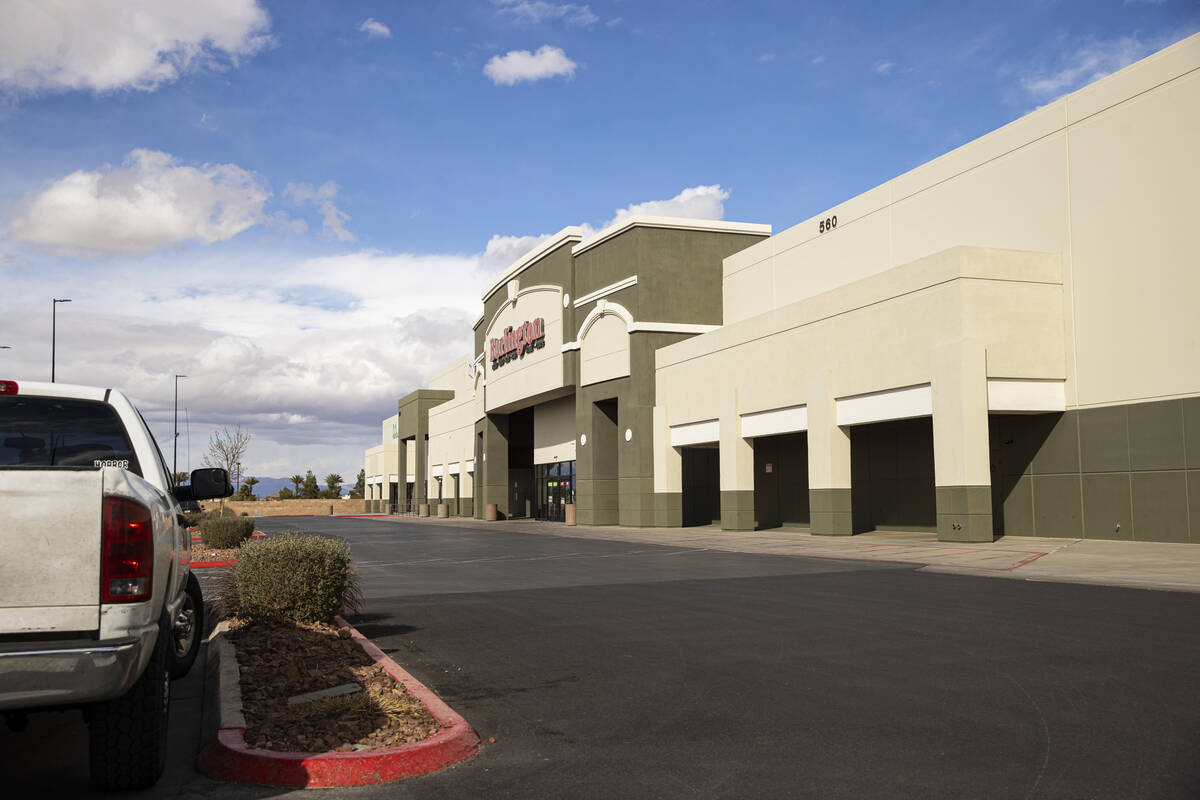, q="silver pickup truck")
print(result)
[0,378,232,790]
